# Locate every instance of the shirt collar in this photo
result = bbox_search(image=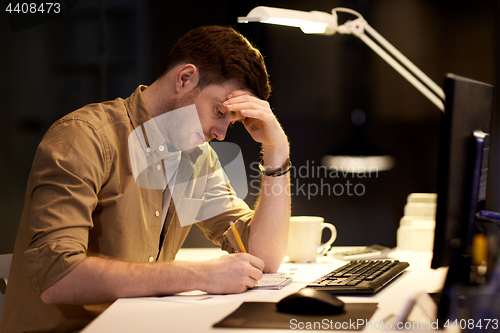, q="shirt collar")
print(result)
[126,85,204,163]
[126,85,152,131]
